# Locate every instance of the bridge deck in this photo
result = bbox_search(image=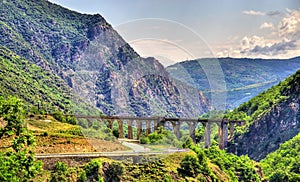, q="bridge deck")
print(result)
[70,115,242,123]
